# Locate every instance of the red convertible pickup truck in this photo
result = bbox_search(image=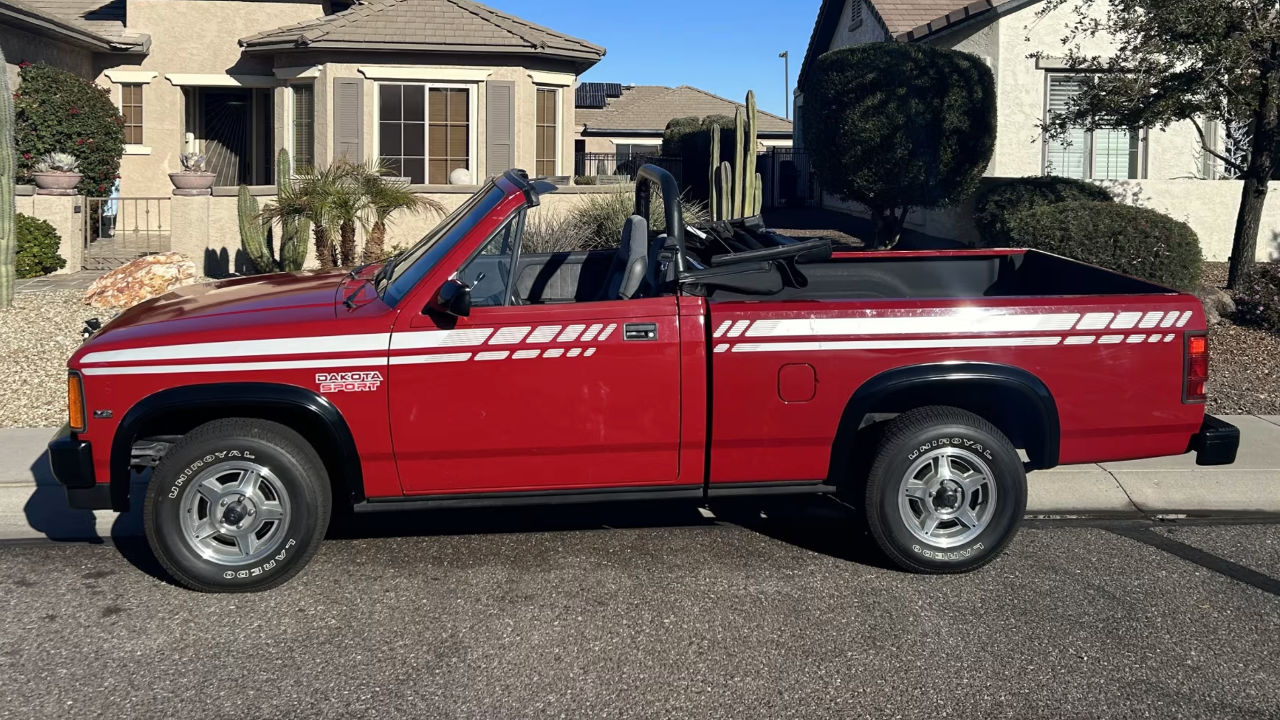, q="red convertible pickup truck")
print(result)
[50,167,1238,592]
